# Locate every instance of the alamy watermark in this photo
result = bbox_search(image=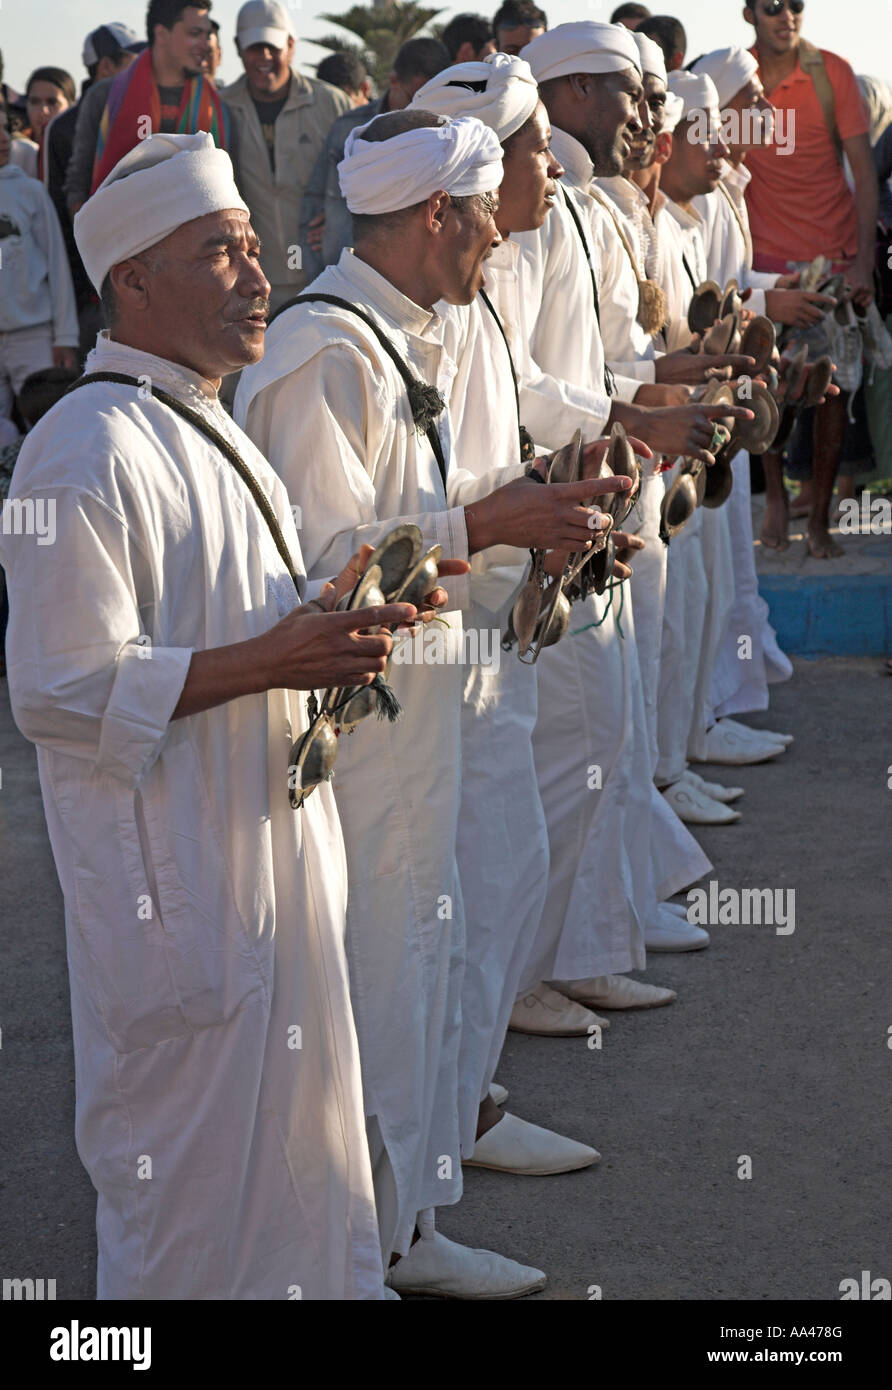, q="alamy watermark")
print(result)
[391,625,501,673]
[687,880,795,935]
[1,497,56,545]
